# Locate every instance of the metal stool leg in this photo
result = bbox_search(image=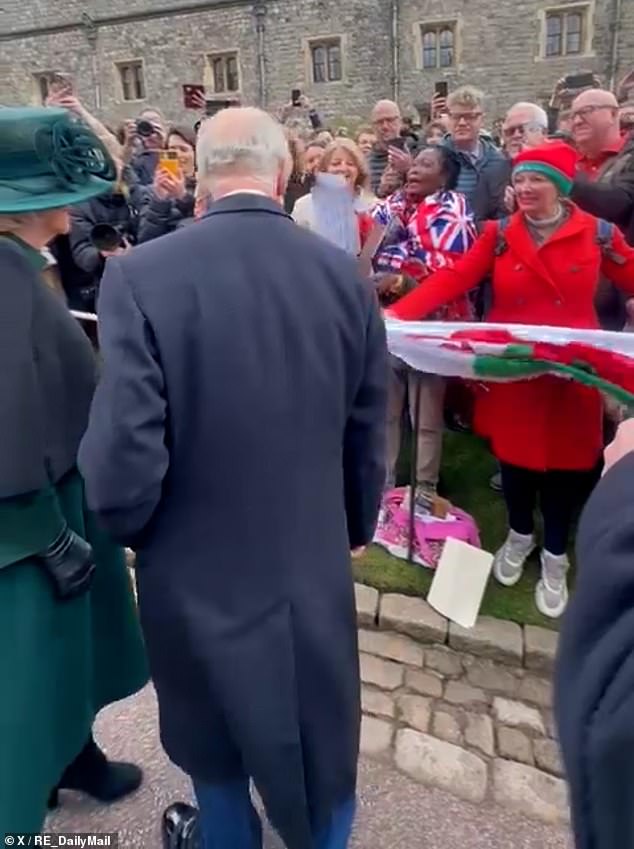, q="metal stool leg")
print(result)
[408,374,422,563]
